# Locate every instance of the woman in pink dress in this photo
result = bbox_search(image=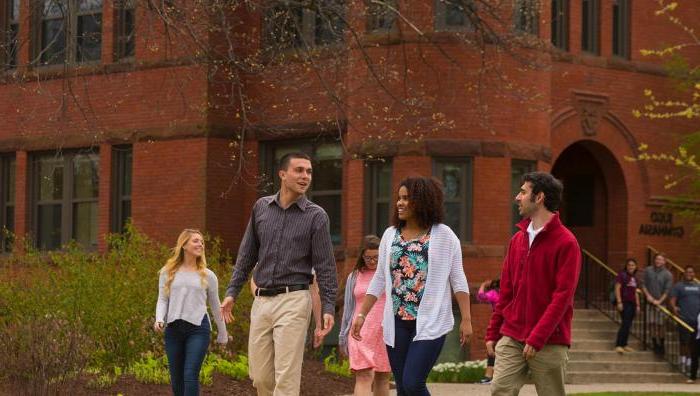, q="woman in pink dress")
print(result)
[339,235,391,396]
